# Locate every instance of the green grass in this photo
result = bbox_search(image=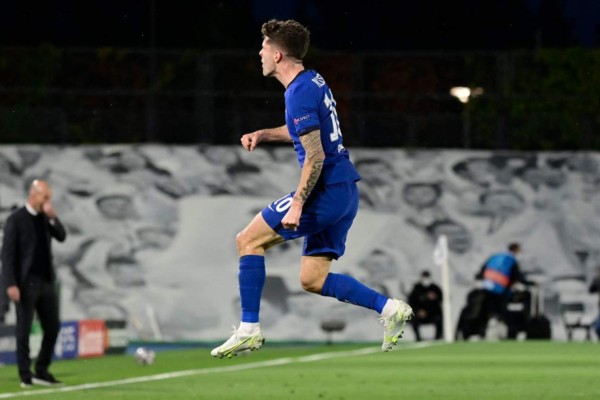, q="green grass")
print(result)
[1,341,599,399]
